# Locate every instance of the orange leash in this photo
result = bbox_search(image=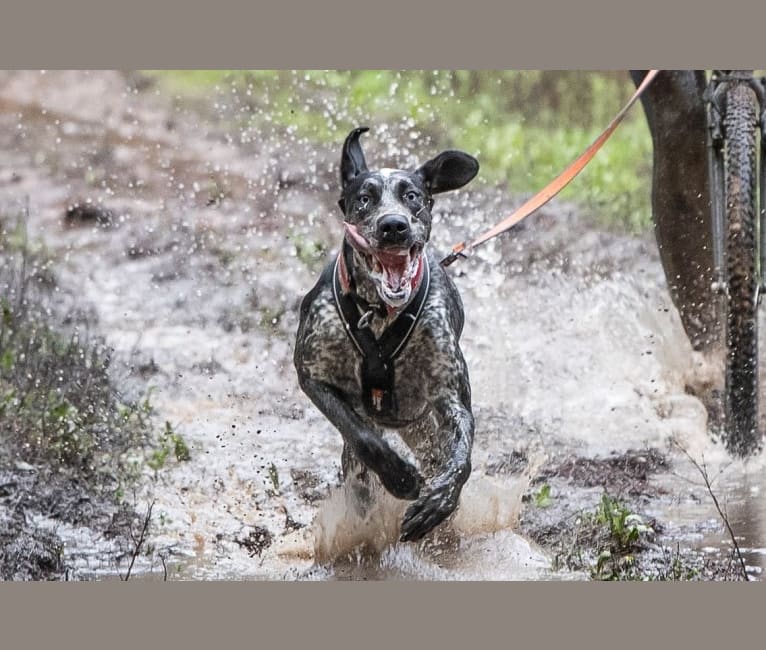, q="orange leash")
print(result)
[440,69,660,267]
